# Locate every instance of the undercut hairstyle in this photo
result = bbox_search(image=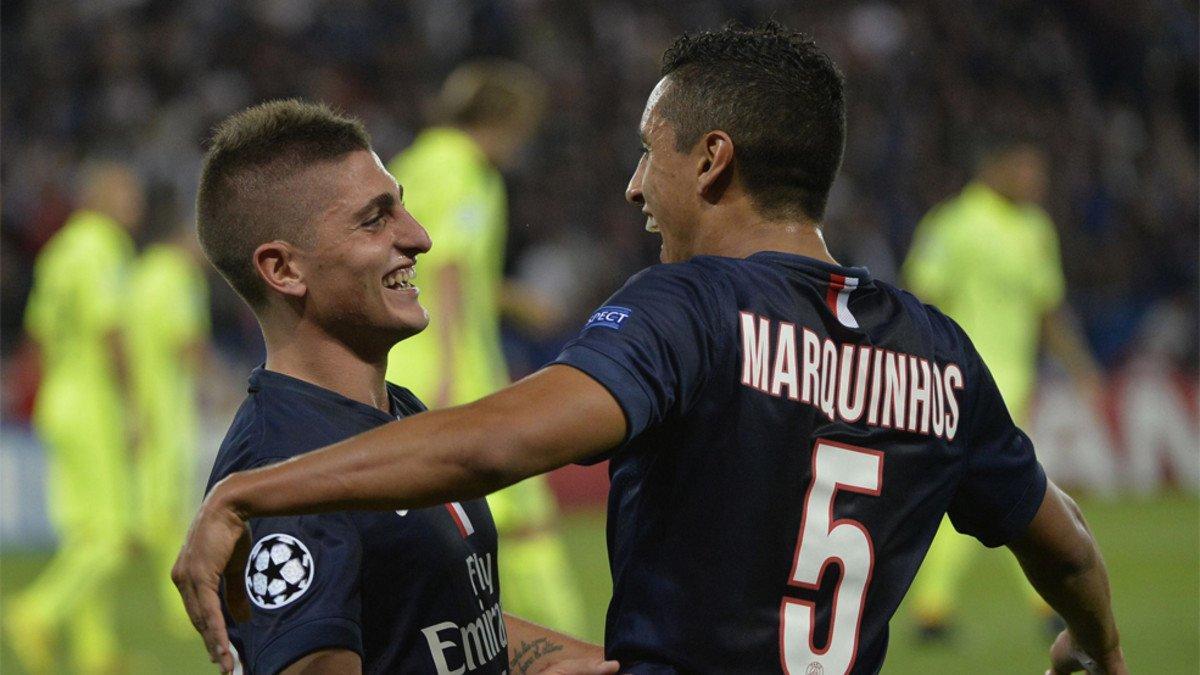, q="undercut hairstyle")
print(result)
[659,22,846,221]
[196,99,371,307]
